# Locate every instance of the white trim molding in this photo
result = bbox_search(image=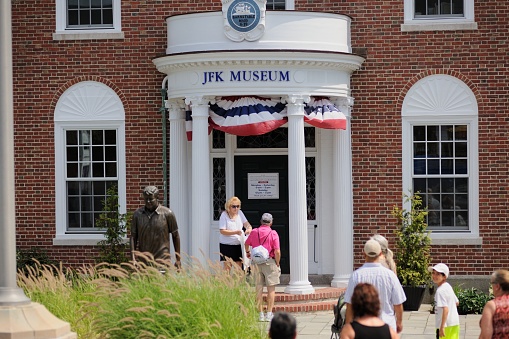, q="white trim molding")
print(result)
[54,81,126,245]
[53,0,124,40]
[401,0,477,32]
[402,74,479,244]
